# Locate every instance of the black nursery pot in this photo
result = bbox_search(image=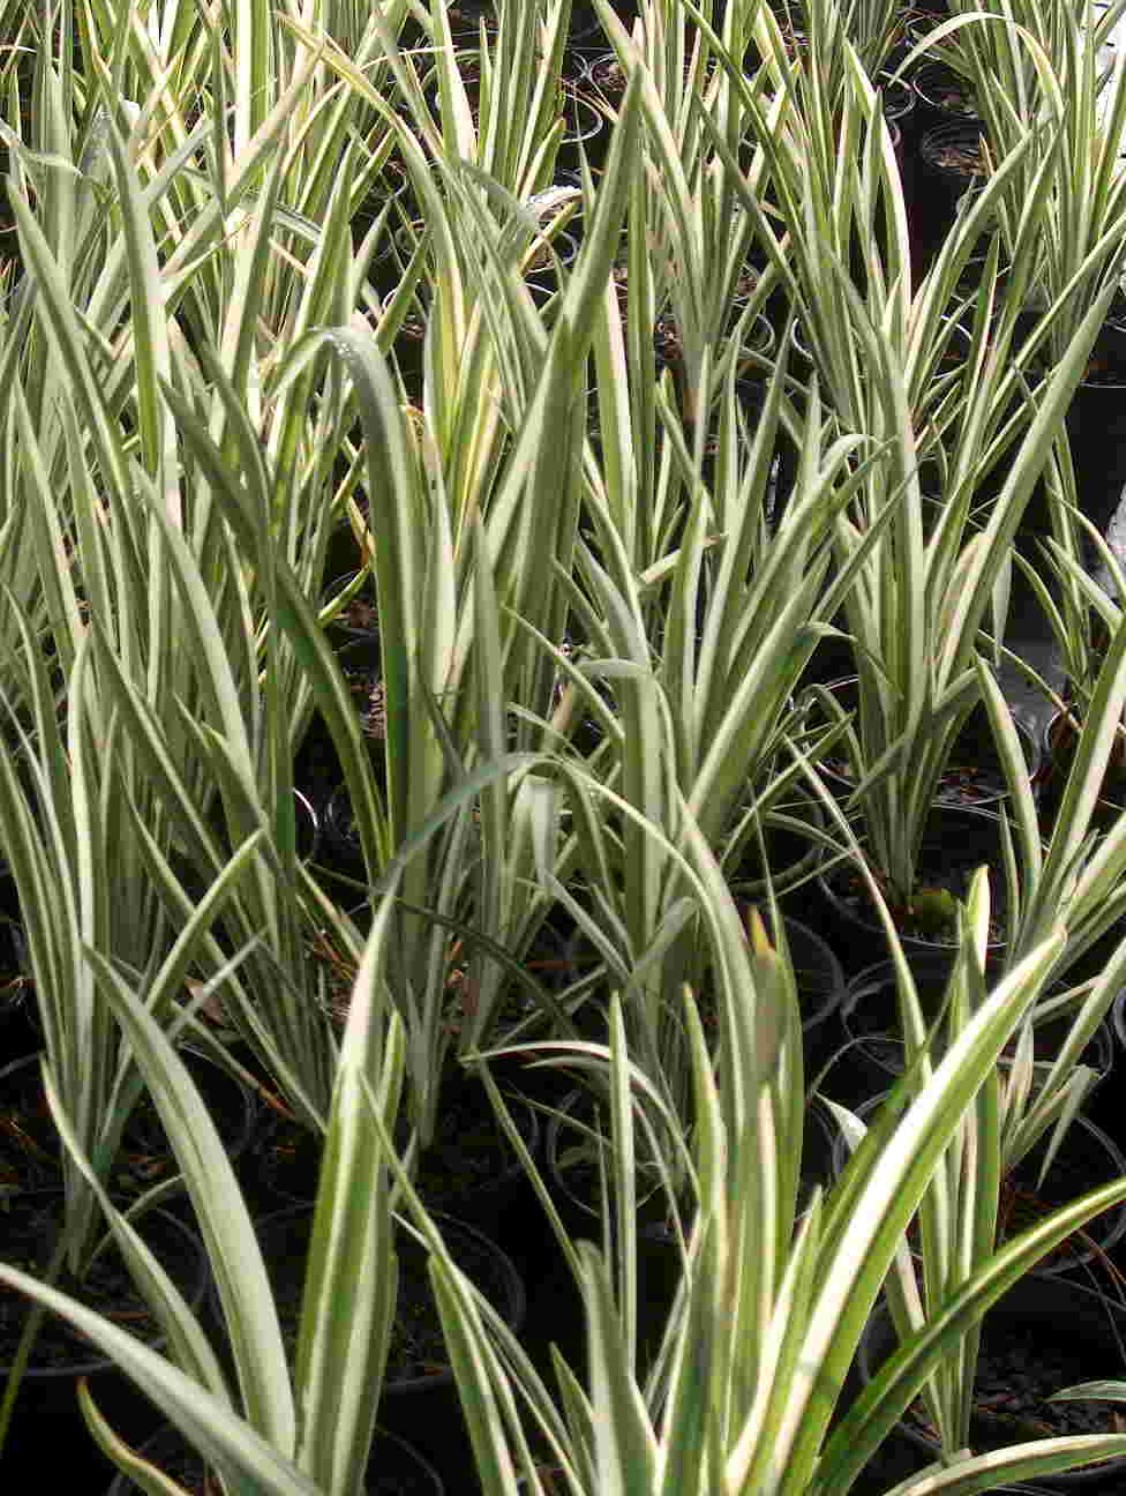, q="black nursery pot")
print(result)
[322,780,367,880]
[350,159,413,261]
[880,68,916,133]
[825,956,1115,1120]
[545,1084,674,1232]
[0,1194,211,1377]
[1064,314,1126,548]
[998,1113,1126,1279]
[541,1086,690,1367]
[799,1095,841,1213]
[861,1277,1126,1490]
[1037,710,1126,835]
[581,50,627,106]
[247,1109,323,1211]
[384,288,429,393]
[254,1205,528,1375]
[0,1050,62,1190]
[724,785,825,905]
[410,1070,542,1241]
[0,1190,210,1483]
[547,1081,842,1261]
[823,952,955,1108]
[298,637,386,803]
[786,916,849,1070]
[292,787,321,866]
[254,1204,525,1489]
[880,71,916,131]
[915,119,987,272]
[321,508,370,592]
[911,59,979,130]
[525,228,581,310]
[0,1048,258,1202]
[103,1423,444,1495]
[730,306,777,369]
[566,0,604,50]
[1110,985,1126,1060]
[249,1070,540,1237]
[557,94,605,171]
[0,854,19,921]
[320,569,380,652]
[114,1049,260,1202]
[813,802,1010,976]
[695,367,779,495]
[338,636,386,737]
[801,677,1039,809]
[191,788,318,888]
[832,1089,1126,1280]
